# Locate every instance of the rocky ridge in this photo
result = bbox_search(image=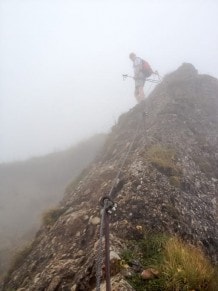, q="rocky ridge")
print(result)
[2,64,218,290]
